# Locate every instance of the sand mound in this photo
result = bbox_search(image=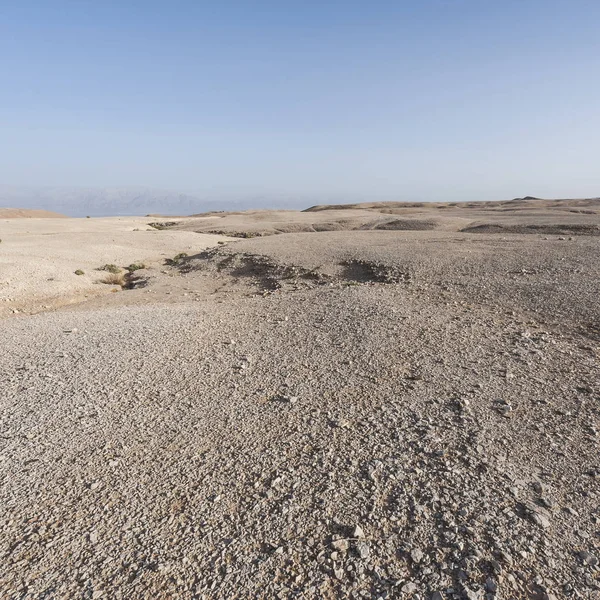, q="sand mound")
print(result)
[0,208,67,218]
